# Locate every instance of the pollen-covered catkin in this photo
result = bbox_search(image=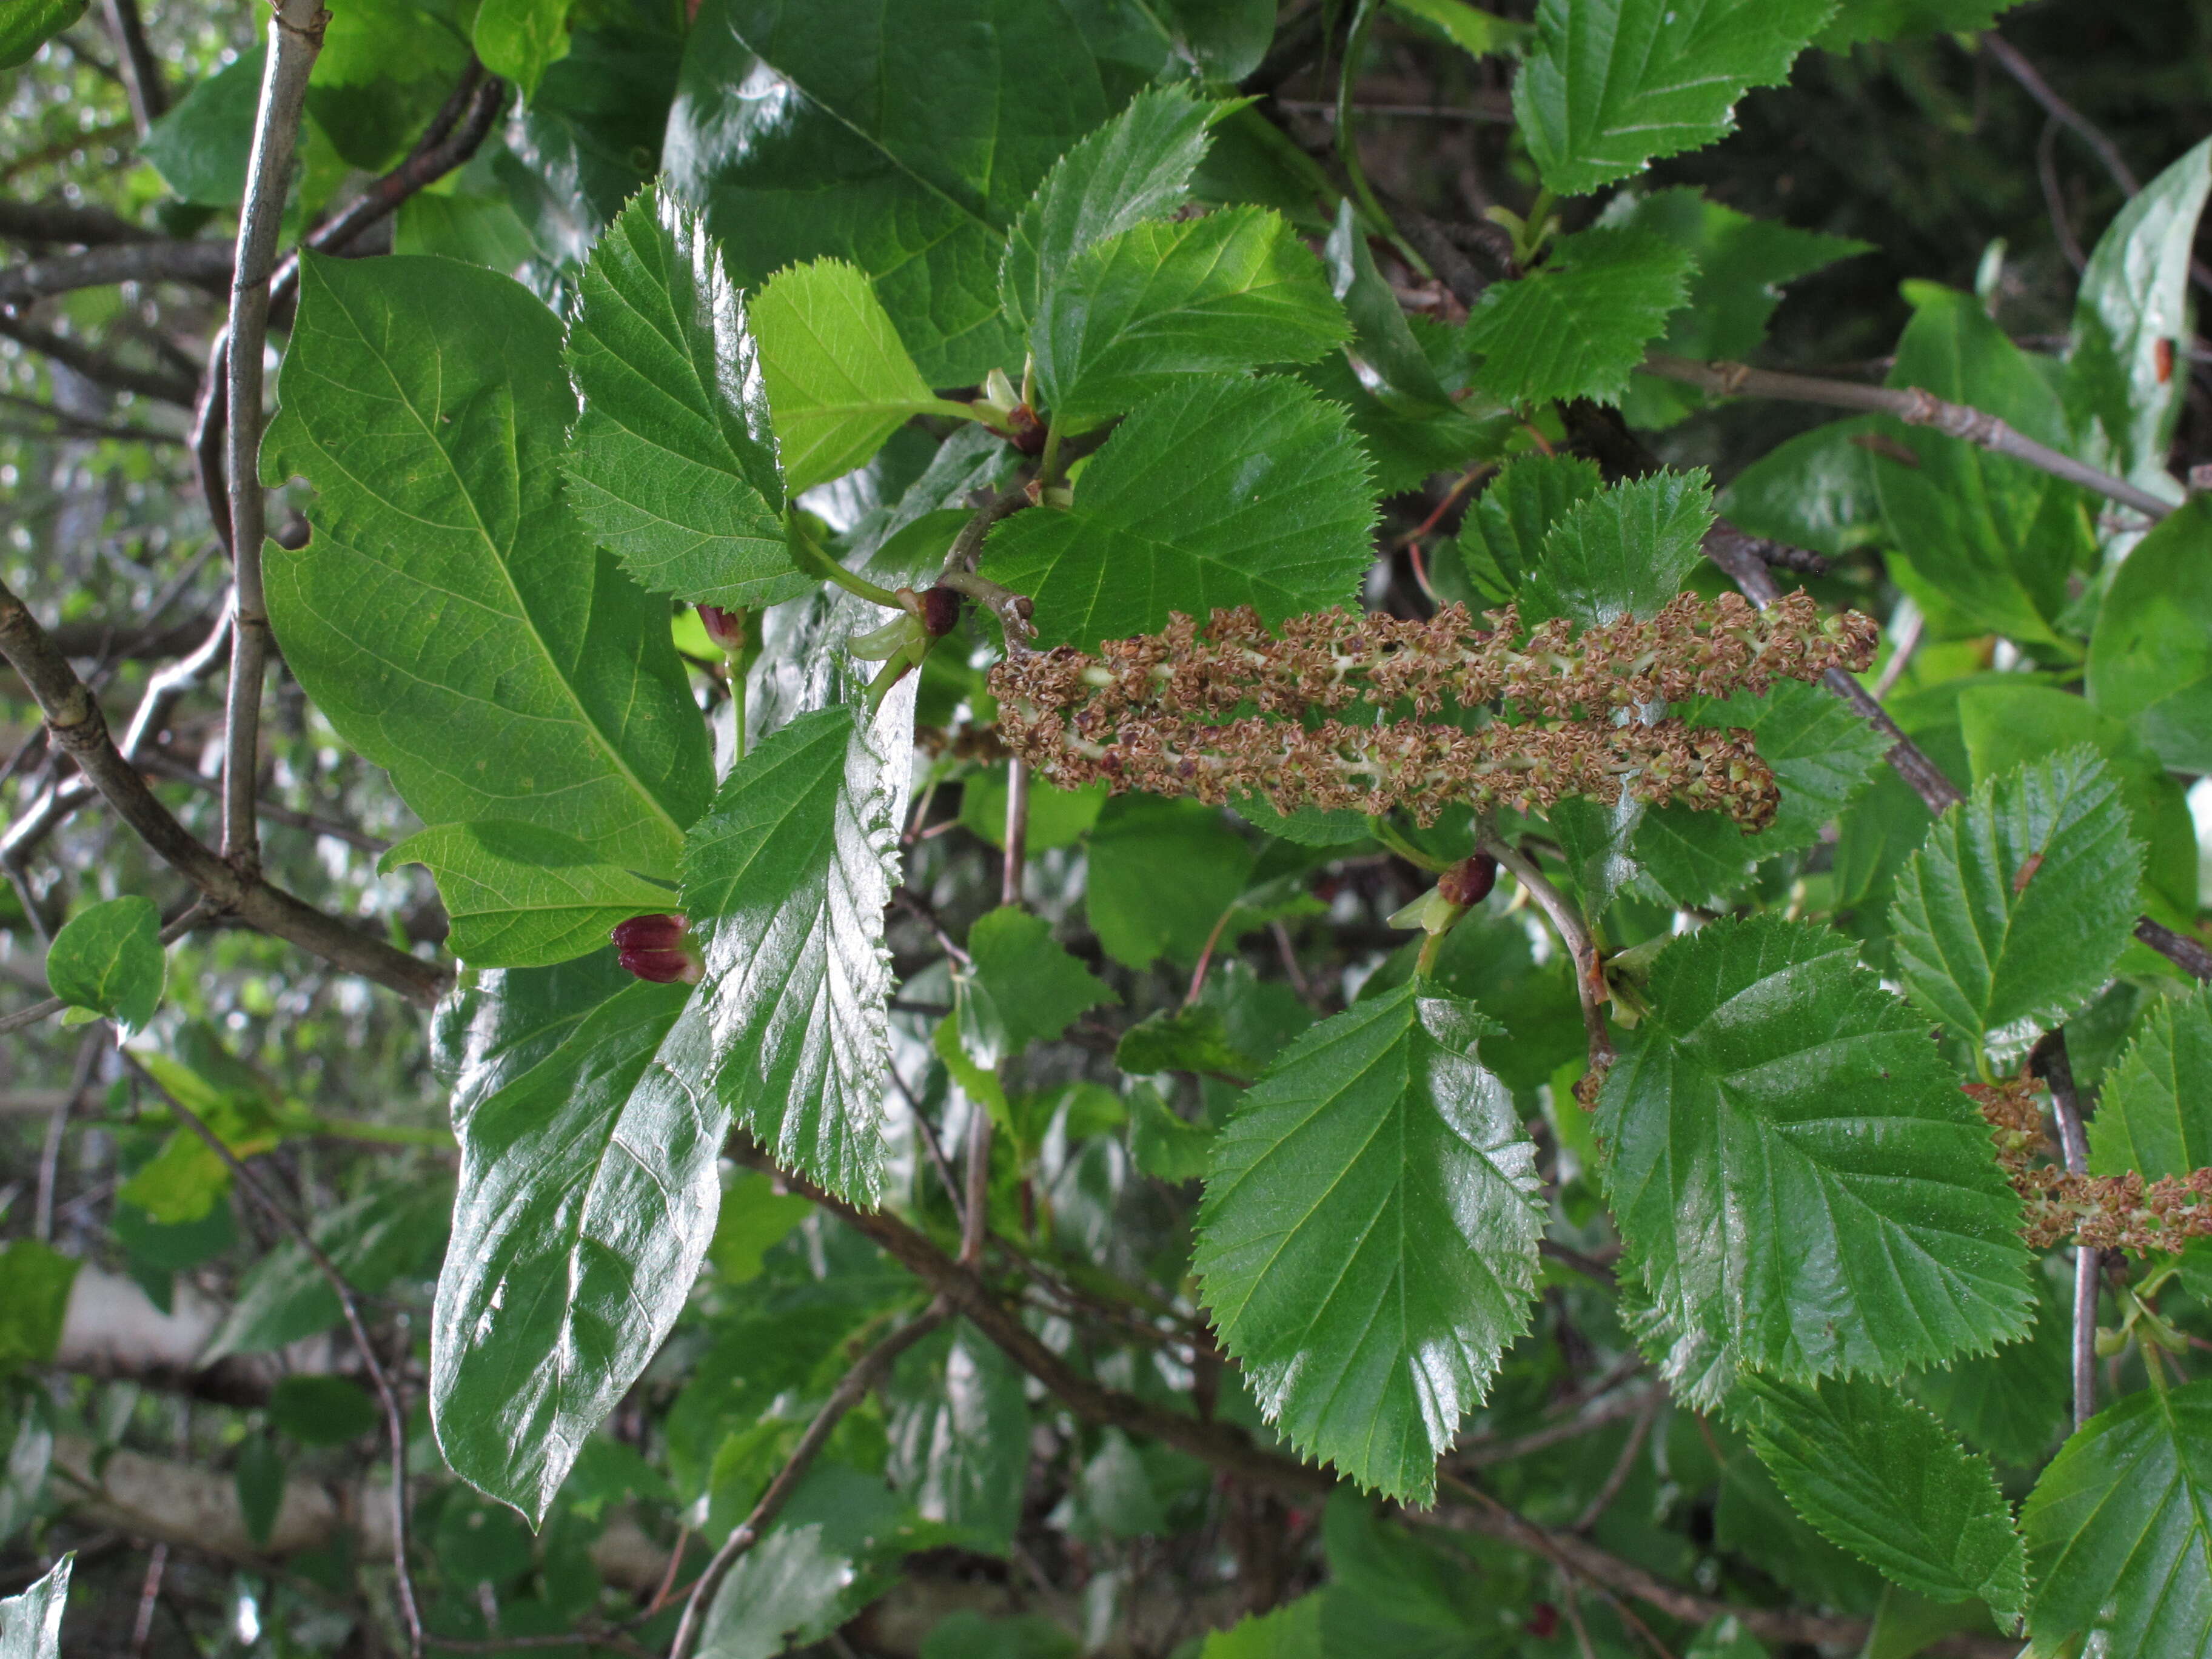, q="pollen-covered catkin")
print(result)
[1968,1078,2212,1253]
[989,592,1878,831]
